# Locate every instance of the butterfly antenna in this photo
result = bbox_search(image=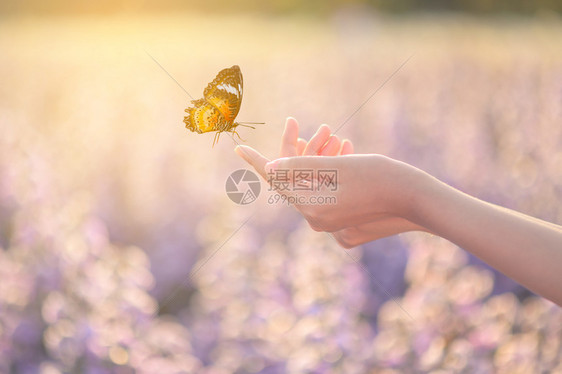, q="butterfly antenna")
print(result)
[237,121,264,130]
